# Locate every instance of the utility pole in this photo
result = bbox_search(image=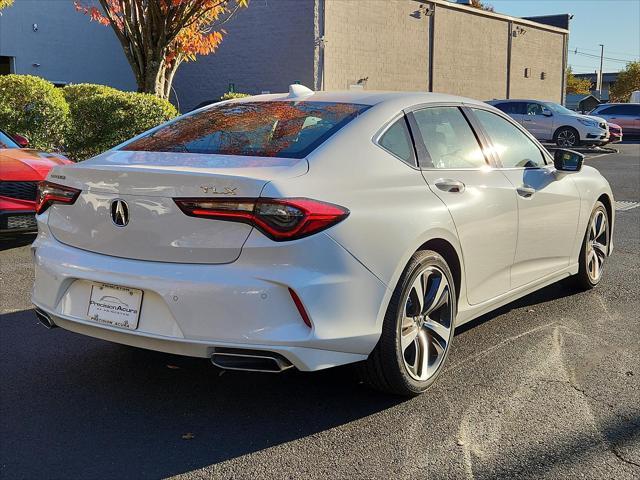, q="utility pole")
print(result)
[598,44,604,100]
